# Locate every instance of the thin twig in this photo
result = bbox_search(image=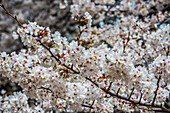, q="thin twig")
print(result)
[107,82,113,91]
[123,34,130,53]
[38,40,80,74]
[85,77,168,112]
[157,16,170,28]
[152,75,161,105]
[166,46,170,57]
[77,25,84,45]
[0,3,22,26]
[81,104,94,109]
[116,88,120,96]
[91,99,95,107]
[139,93,143,104]
[81,99,95,109]
[38,86,53,93]
[128,87,134,100]
[100,40,113,48]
